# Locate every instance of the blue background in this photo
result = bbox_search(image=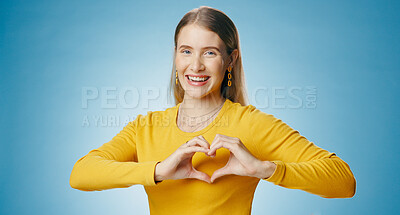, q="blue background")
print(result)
[1,0,399,214]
